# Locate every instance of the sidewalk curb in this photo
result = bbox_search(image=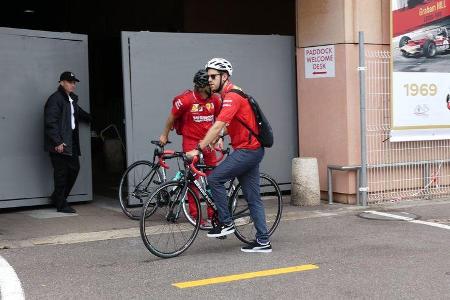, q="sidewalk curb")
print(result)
[0,206,363,250]
[1,198,449,250]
